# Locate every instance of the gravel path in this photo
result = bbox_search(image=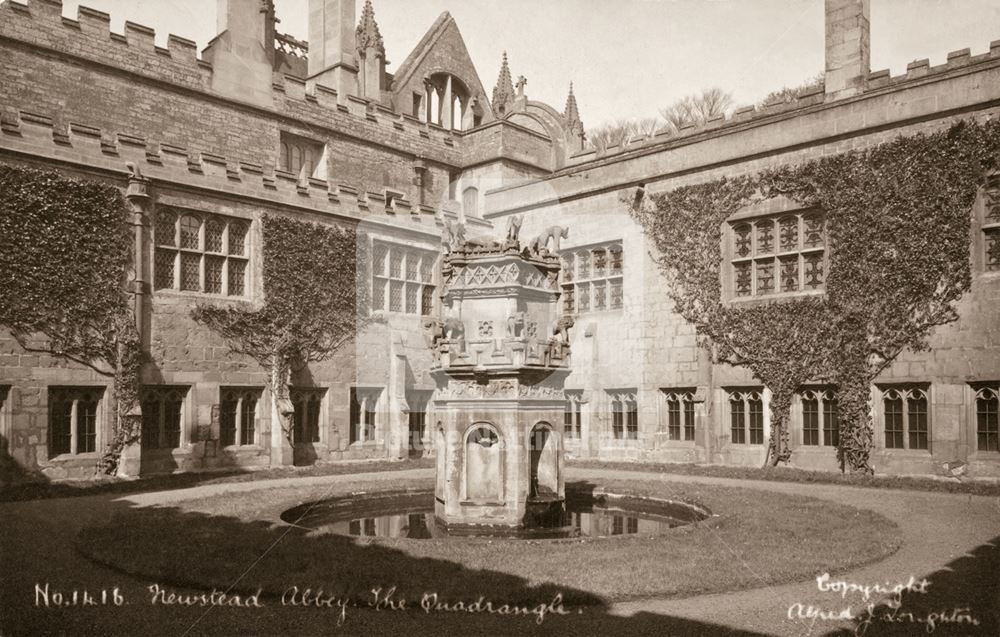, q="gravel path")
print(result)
[1,467,997,636]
